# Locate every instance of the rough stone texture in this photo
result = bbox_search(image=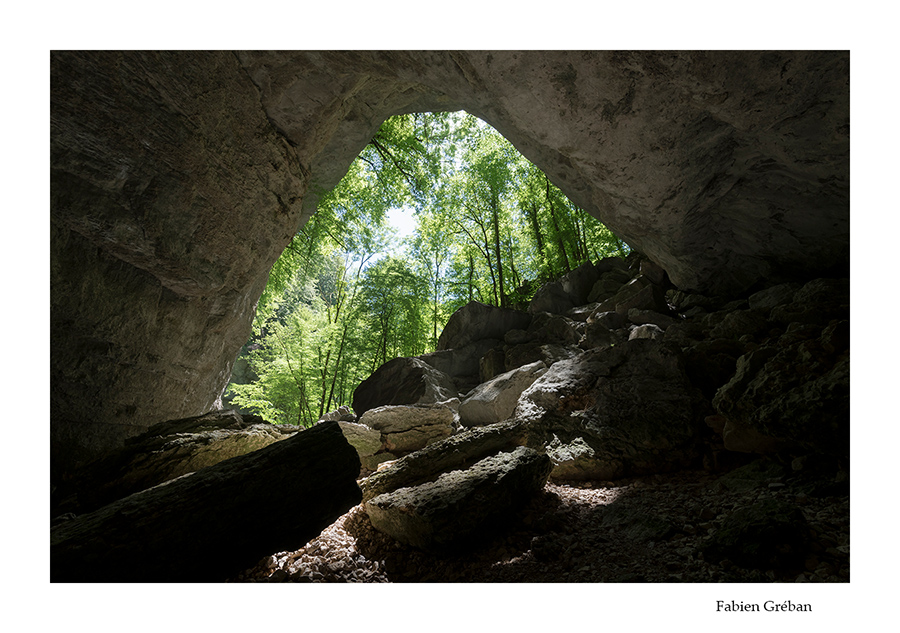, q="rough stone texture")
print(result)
[436,301,532,351]
[51,421,362,582]
[365,446,551,549]
[528,261,600,314]
[515,340,703,479]
[747,282,803,312]
[628,323,666,340]
[337,421,382,458]
[419,338,500,390]
[51,51,849,471]
[51,52,309,473]
[505,342,581,373]
[52,409,297,515]
[352,357,458,418]
[627,308,678,330]
[321,405,357,422]
[712,320,850,456]
[459,361,548,427]
[578,320,614,351]
[359,420,530,503]
[525,312,581,346]
[359,404,457,454]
